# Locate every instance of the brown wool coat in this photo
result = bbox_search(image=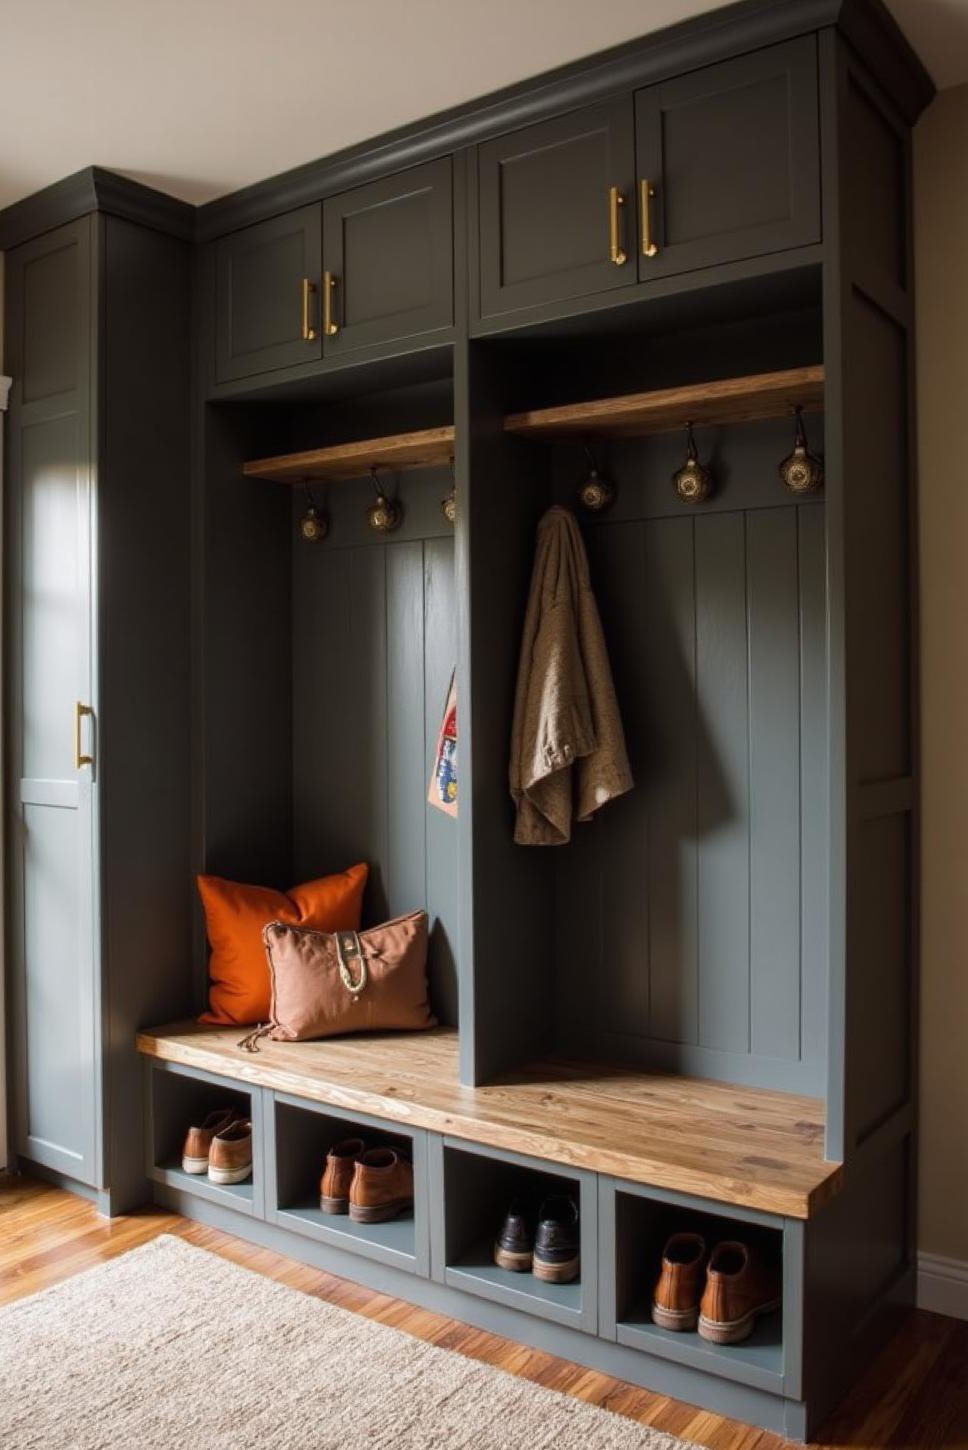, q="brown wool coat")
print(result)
[509,506,633,845]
